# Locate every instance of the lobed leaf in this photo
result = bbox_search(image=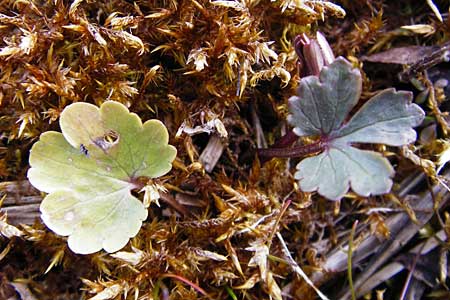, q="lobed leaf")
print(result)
[287,58,361,136]
[28,102,177,254]
[288,57,425,200]
[335,88,425,145]
[294,147,394,200]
